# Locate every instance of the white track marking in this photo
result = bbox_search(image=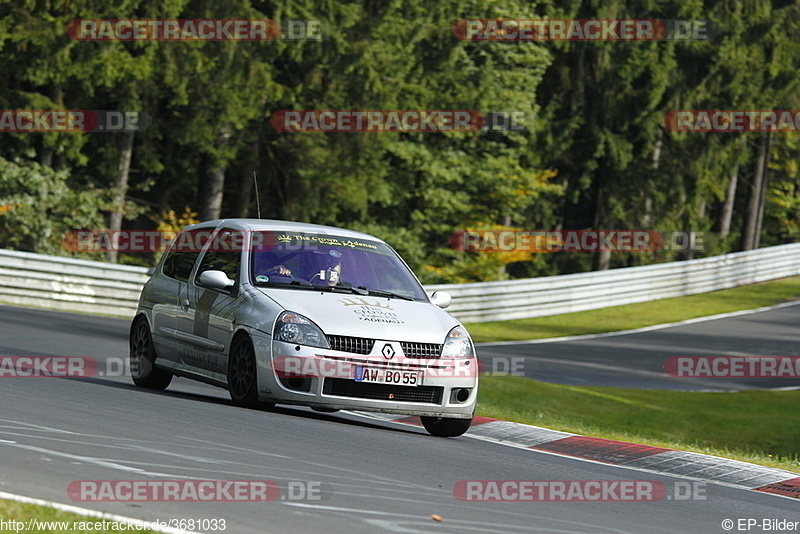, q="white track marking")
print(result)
[517,356,757,391]
[477,300,800,346]
[0,441,186,478]
[287,503,640,534]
